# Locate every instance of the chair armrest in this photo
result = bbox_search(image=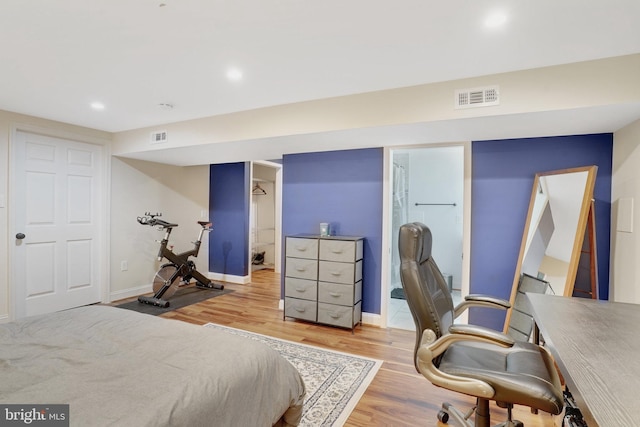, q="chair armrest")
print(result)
[454,294,511,318]
[424,324,514,358]
[415,324,514,399]
[448,324,514,347]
